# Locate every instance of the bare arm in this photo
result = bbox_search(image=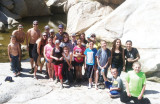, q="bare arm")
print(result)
[8,44,11,62]
[17,43,21,60]
[138,84,146,100]
[37,39,41,56]
[26,30,30,48]
[125,81,131,97]
[122,49,125,71]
